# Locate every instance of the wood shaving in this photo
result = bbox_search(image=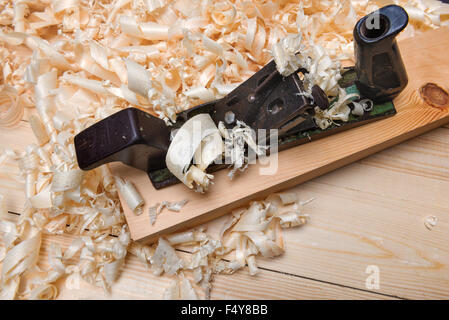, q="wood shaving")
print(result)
[150,238,184,276]
[114,177,144,215]
[0,85,23,127]
[149,200,188,225]
[314,87,360,129]
[424,215,438,231]
[219,120,267,180]
[162,199,189,213]
[272,34,304,77]
[166,113,222,192]
[163,273,198,300]
[149,203,160,225]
